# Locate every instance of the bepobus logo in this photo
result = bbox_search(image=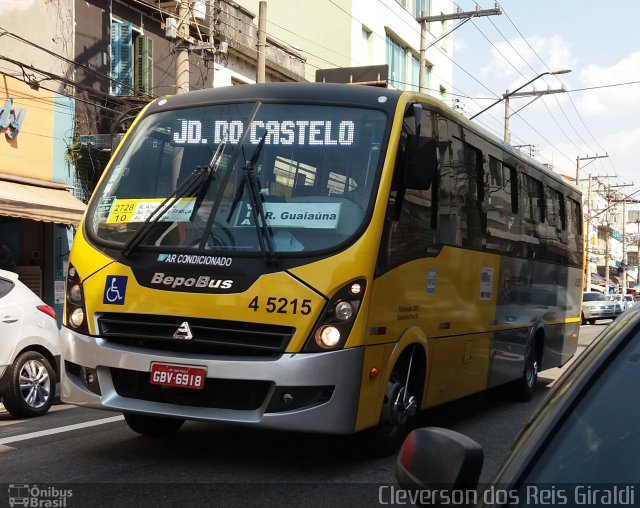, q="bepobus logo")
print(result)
[150,272,233,290]
[8,484,73,507]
